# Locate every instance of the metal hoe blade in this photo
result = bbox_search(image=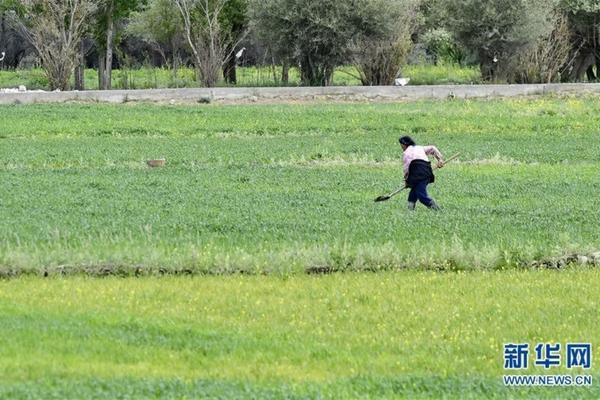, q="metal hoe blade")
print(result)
[374,195,391,202]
